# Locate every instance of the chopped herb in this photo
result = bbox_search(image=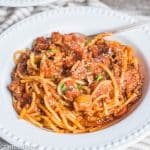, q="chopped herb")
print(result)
[60,83,67,93]
[76,84,83,90]
[95,74,103,81]
[48,49,57,53]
